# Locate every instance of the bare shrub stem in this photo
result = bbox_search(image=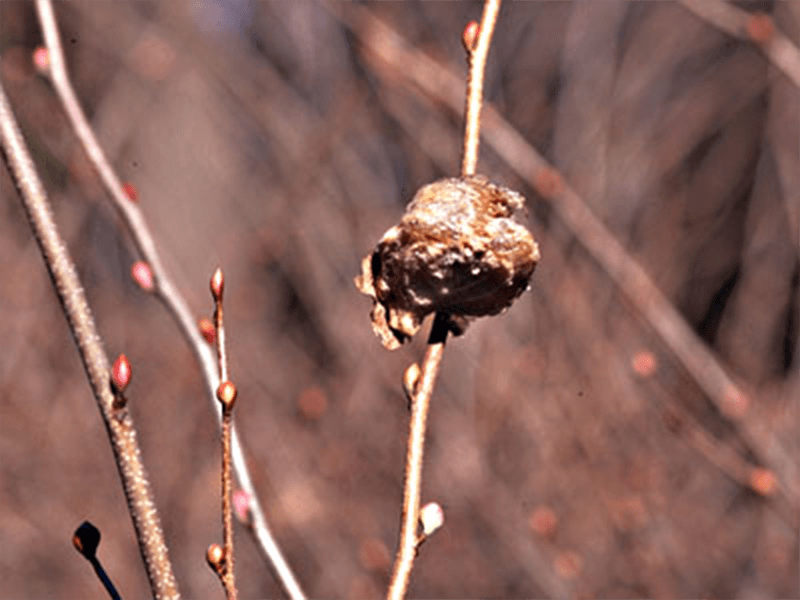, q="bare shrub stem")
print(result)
[387,3,502,598]
[462,0,501,177]
[387,316,447,600]
[33,2,306,597]
[0,81,180,600]
[212,272,238,600]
